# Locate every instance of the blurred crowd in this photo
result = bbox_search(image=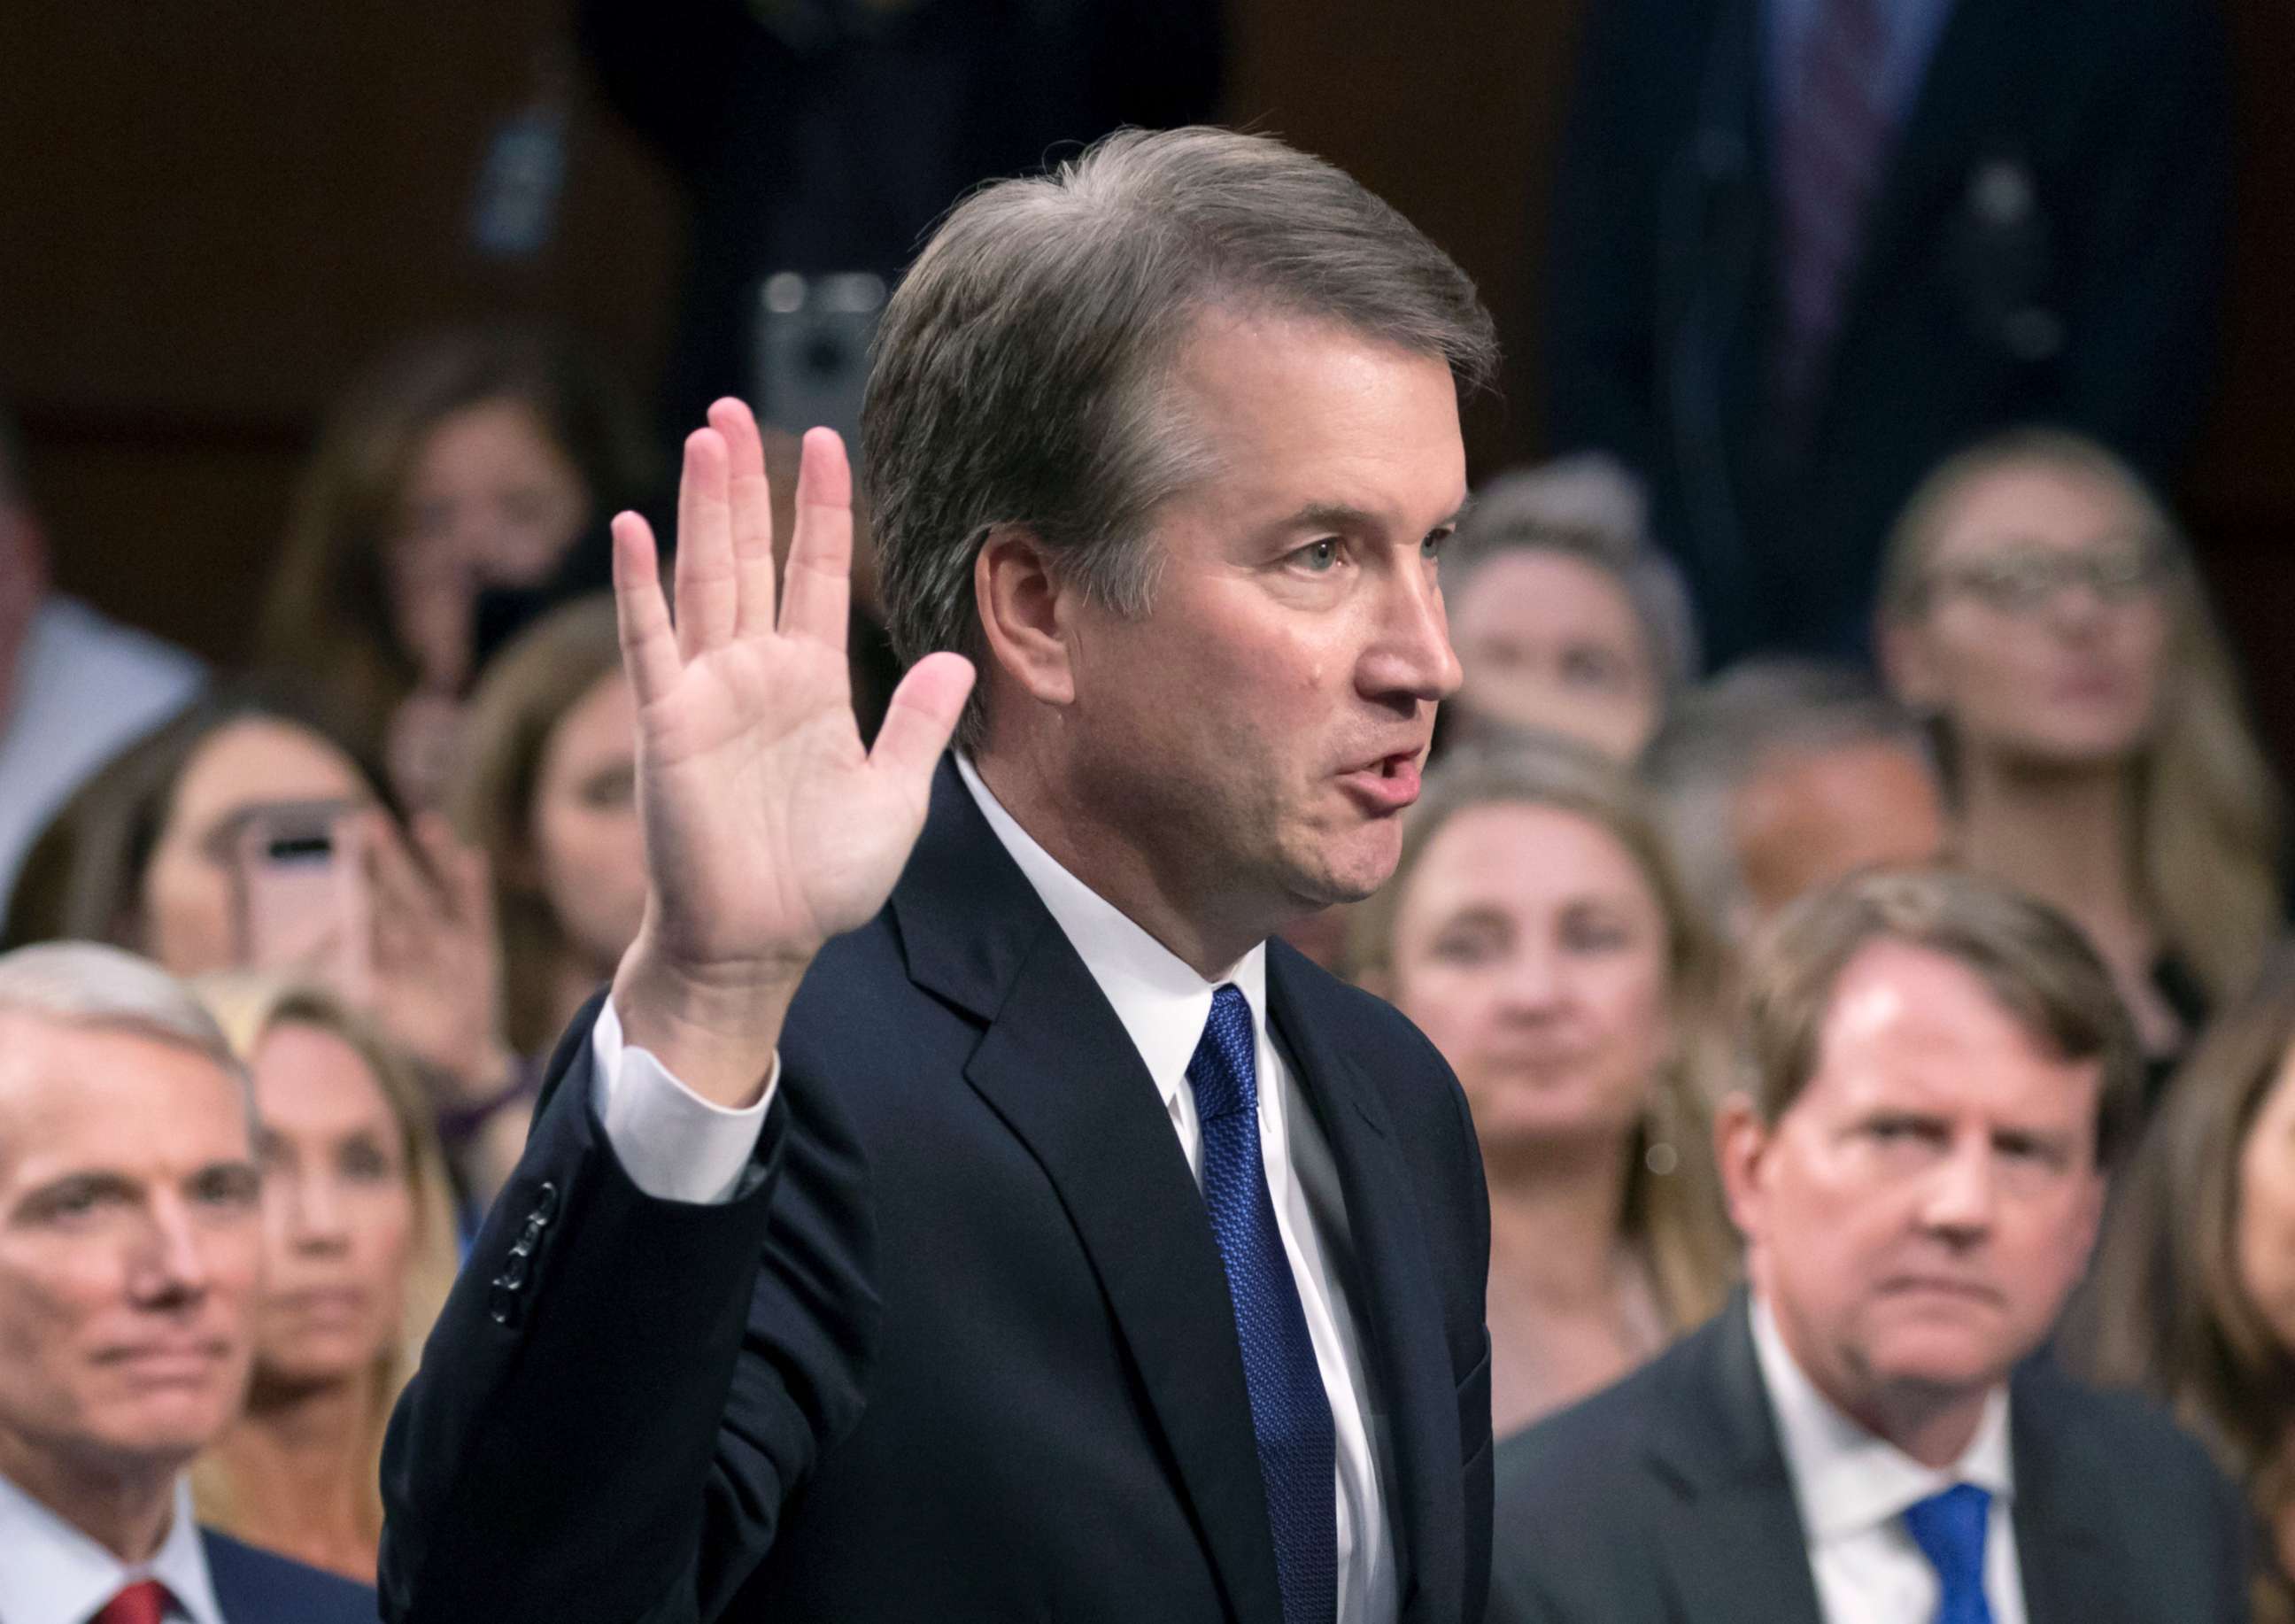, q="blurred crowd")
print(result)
[0,0,2287,1619]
